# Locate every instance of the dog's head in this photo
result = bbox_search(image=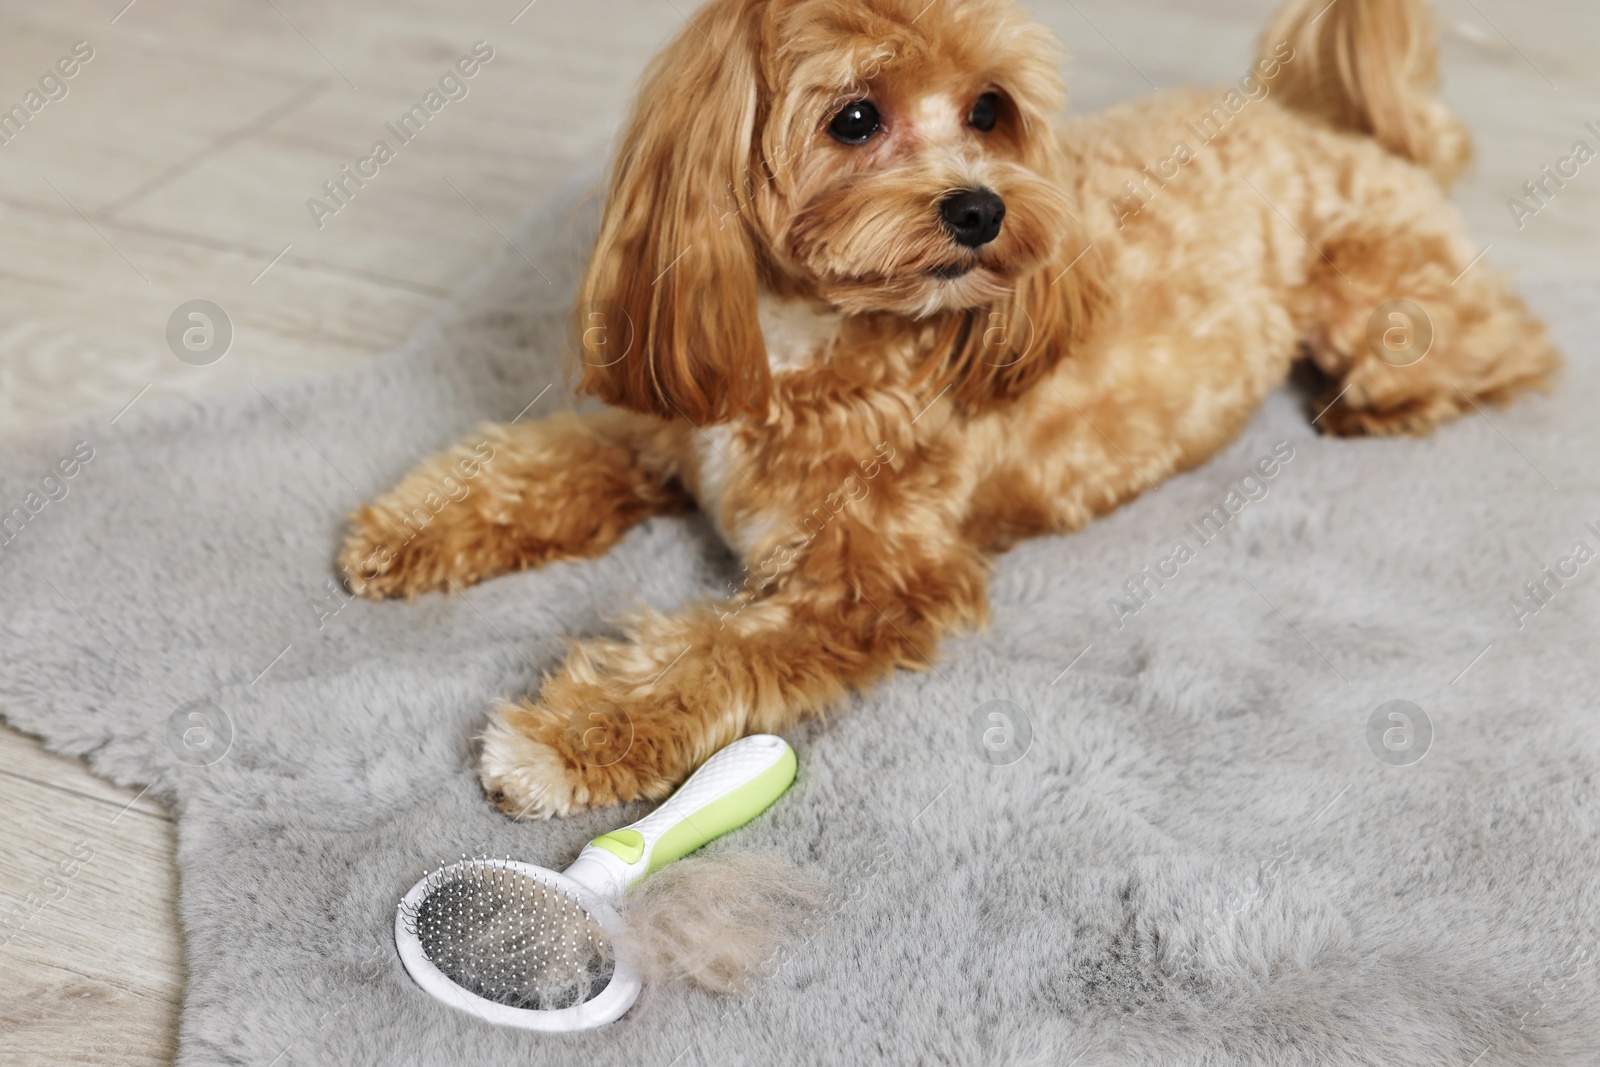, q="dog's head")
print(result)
[577,0,1106,425]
